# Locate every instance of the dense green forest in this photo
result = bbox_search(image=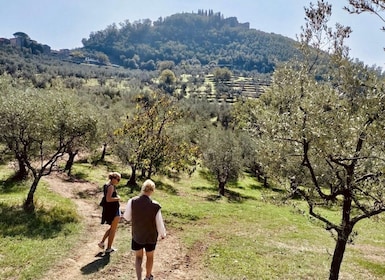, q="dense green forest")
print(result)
[81,10,301,72]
